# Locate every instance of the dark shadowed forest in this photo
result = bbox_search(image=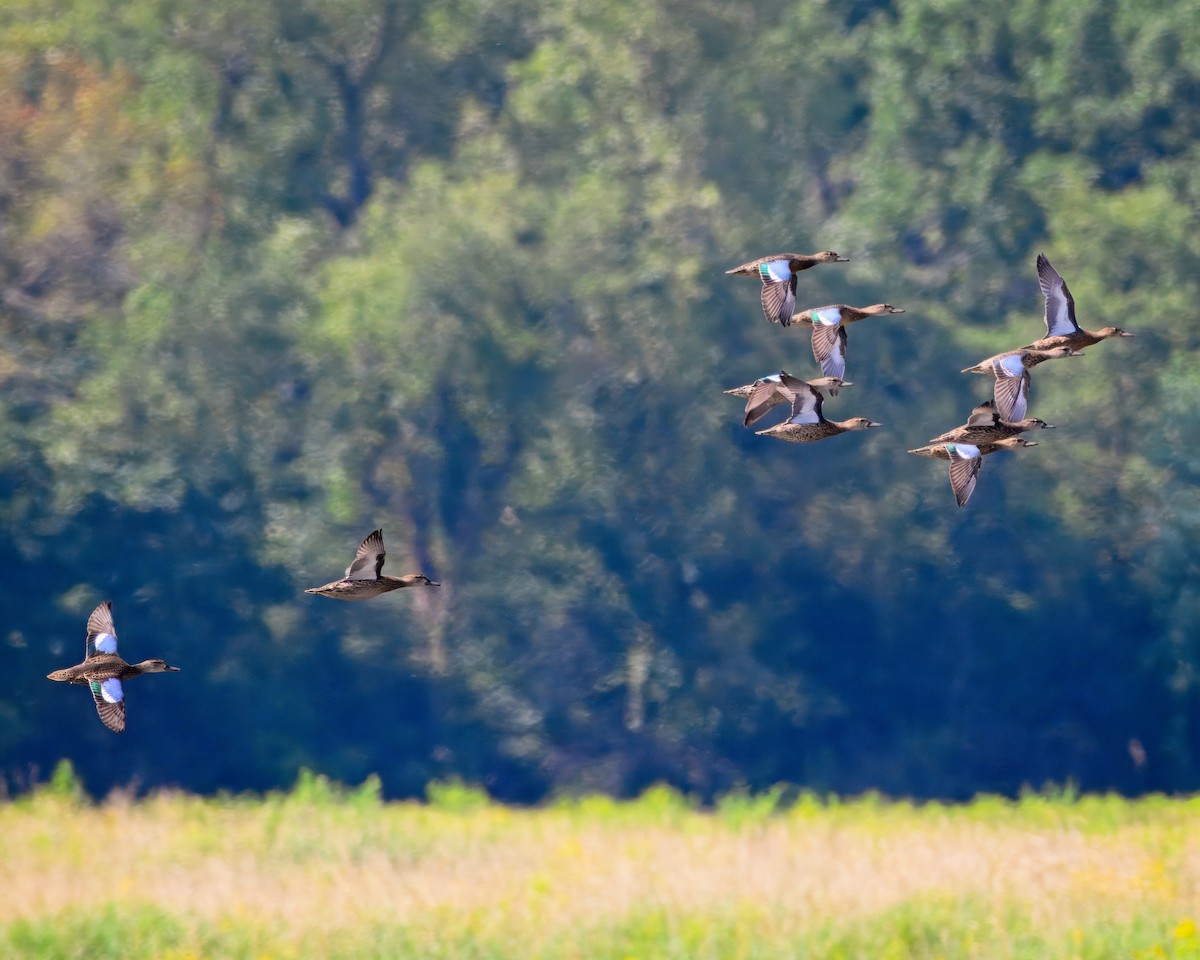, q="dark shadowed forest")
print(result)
[2,0,1198,803]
